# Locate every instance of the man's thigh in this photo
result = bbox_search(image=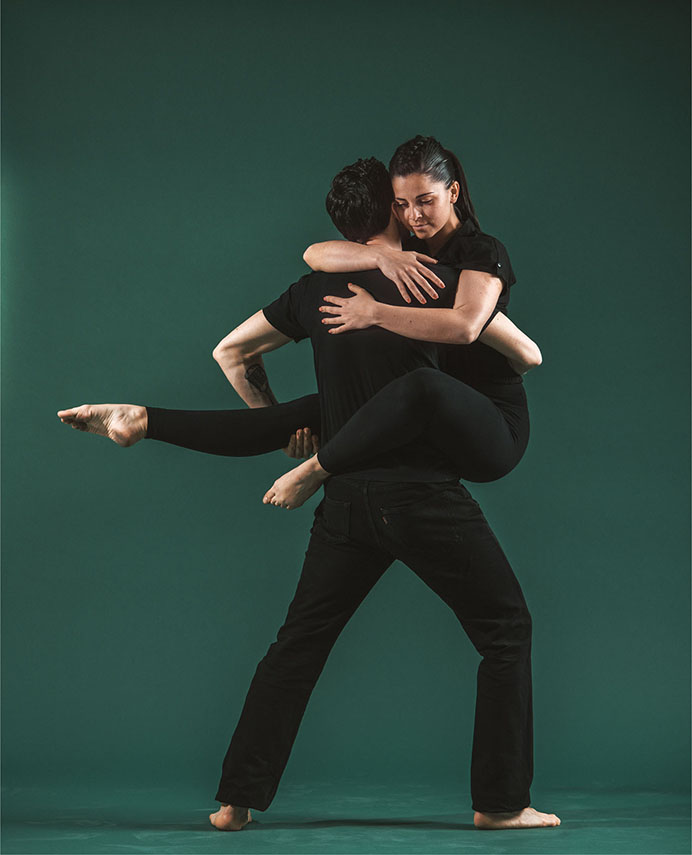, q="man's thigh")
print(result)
[275,503,394,647]
[377,483,530,651]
